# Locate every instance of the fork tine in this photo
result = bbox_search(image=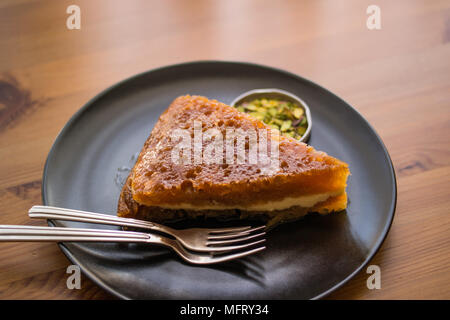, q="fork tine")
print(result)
[207,230,251,240]
[208,226,252,234]
[207,239,266,252]
[207,225,266,240]
[207,246,266,264]
[207,232,265,245]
